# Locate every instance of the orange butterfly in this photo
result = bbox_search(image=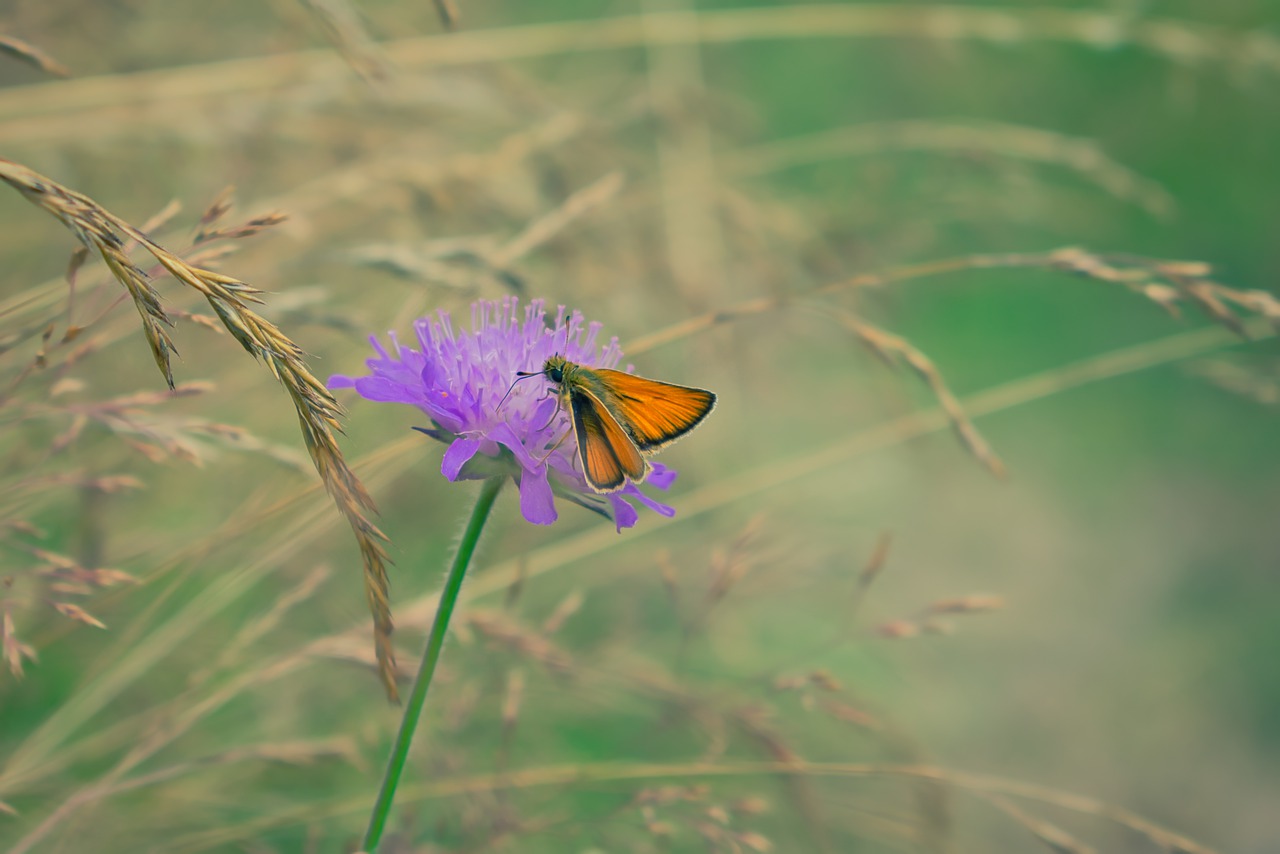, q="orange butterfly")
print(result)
[518,355,716,493]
